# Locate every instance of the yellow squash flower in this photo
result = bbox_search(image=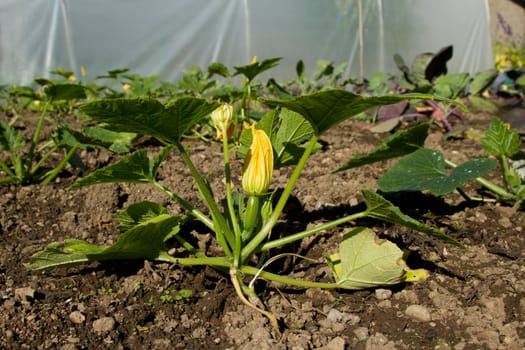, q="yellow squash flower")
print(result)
[211,103,234,141]
[242,125,273,195]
